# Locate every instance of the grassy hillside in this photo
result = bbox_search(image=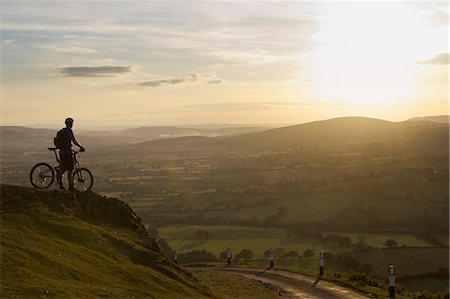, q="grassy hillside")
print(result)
[0,185,213,298]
